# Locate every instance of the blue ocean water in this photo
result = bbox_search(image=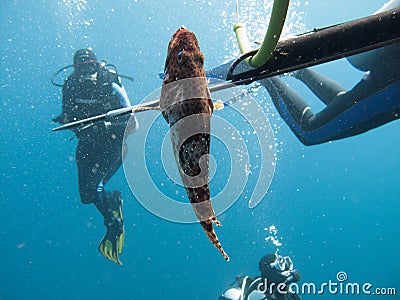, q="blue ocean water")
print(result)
[0,1,399,299]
